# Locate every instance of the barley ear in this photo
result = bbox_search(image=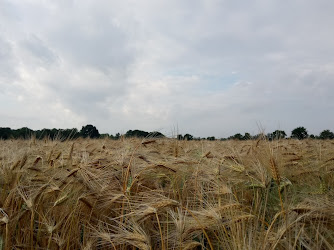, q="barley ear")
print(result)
[269,157,280,185]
